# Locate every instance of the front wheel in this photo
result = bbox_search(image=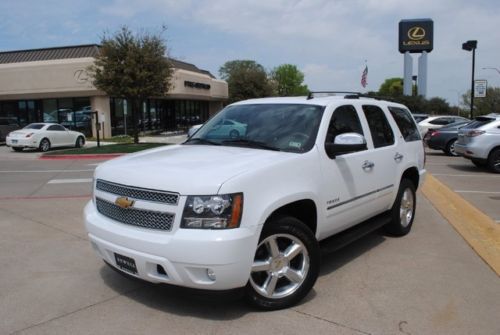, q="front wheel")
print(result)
[75,136,85,148]
[487,149,500,173]
[385,179,416,236]
[245,216,320,310]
